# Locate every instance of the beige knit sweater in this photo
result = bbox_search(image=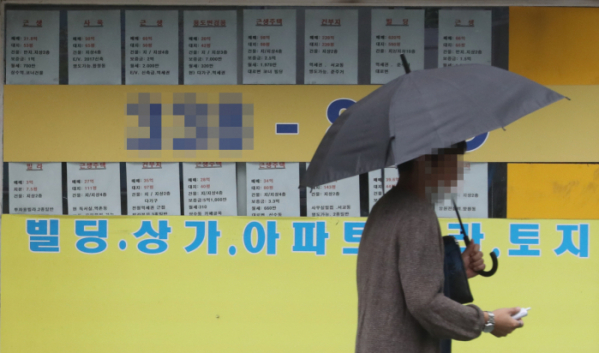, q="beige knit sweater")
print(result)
[355,187,485,353]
